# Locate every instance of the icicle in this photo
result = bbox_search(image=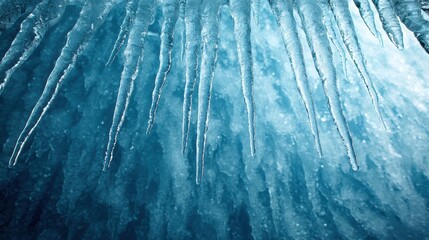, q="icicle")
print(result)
[230,0,256,156]
[251,0,261,25]
[352,0,382,42]
[104,0,155,170]
[371,0,404,49]
[267,0,322,157]
[146,0,180,134]
[105,0,139,66]
[392,0,429,53]
[330,0,386,129]
[181,0,202,154]
[180,0,186,62]
[8,0,116,167]
[195,0,221,185]
[0,0,66,95]
[297,0,359,170]
[319,2,349,80]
